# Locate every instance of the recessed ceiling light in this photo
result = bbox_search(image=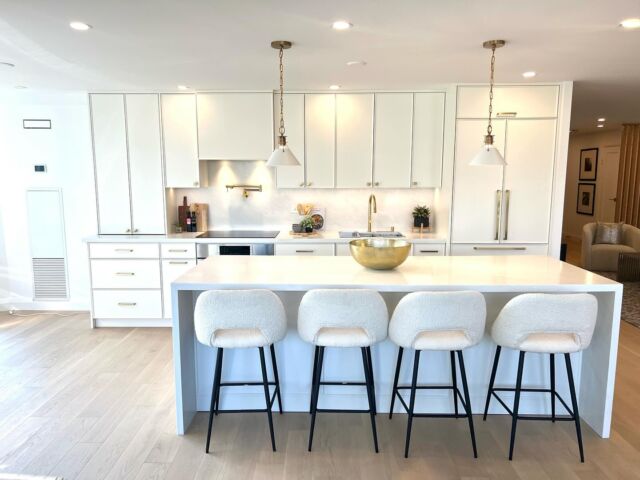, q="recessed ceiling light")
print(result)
[597,117,606,122]
[69,21,92,31]
[346,60,367,67]
[597,124,604,128]
[329,85,341,90]
[177,85,189,91]
[522,71,536,78]
[0,61,15,68]
[332,20,353,30]
[620,18,640,29]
